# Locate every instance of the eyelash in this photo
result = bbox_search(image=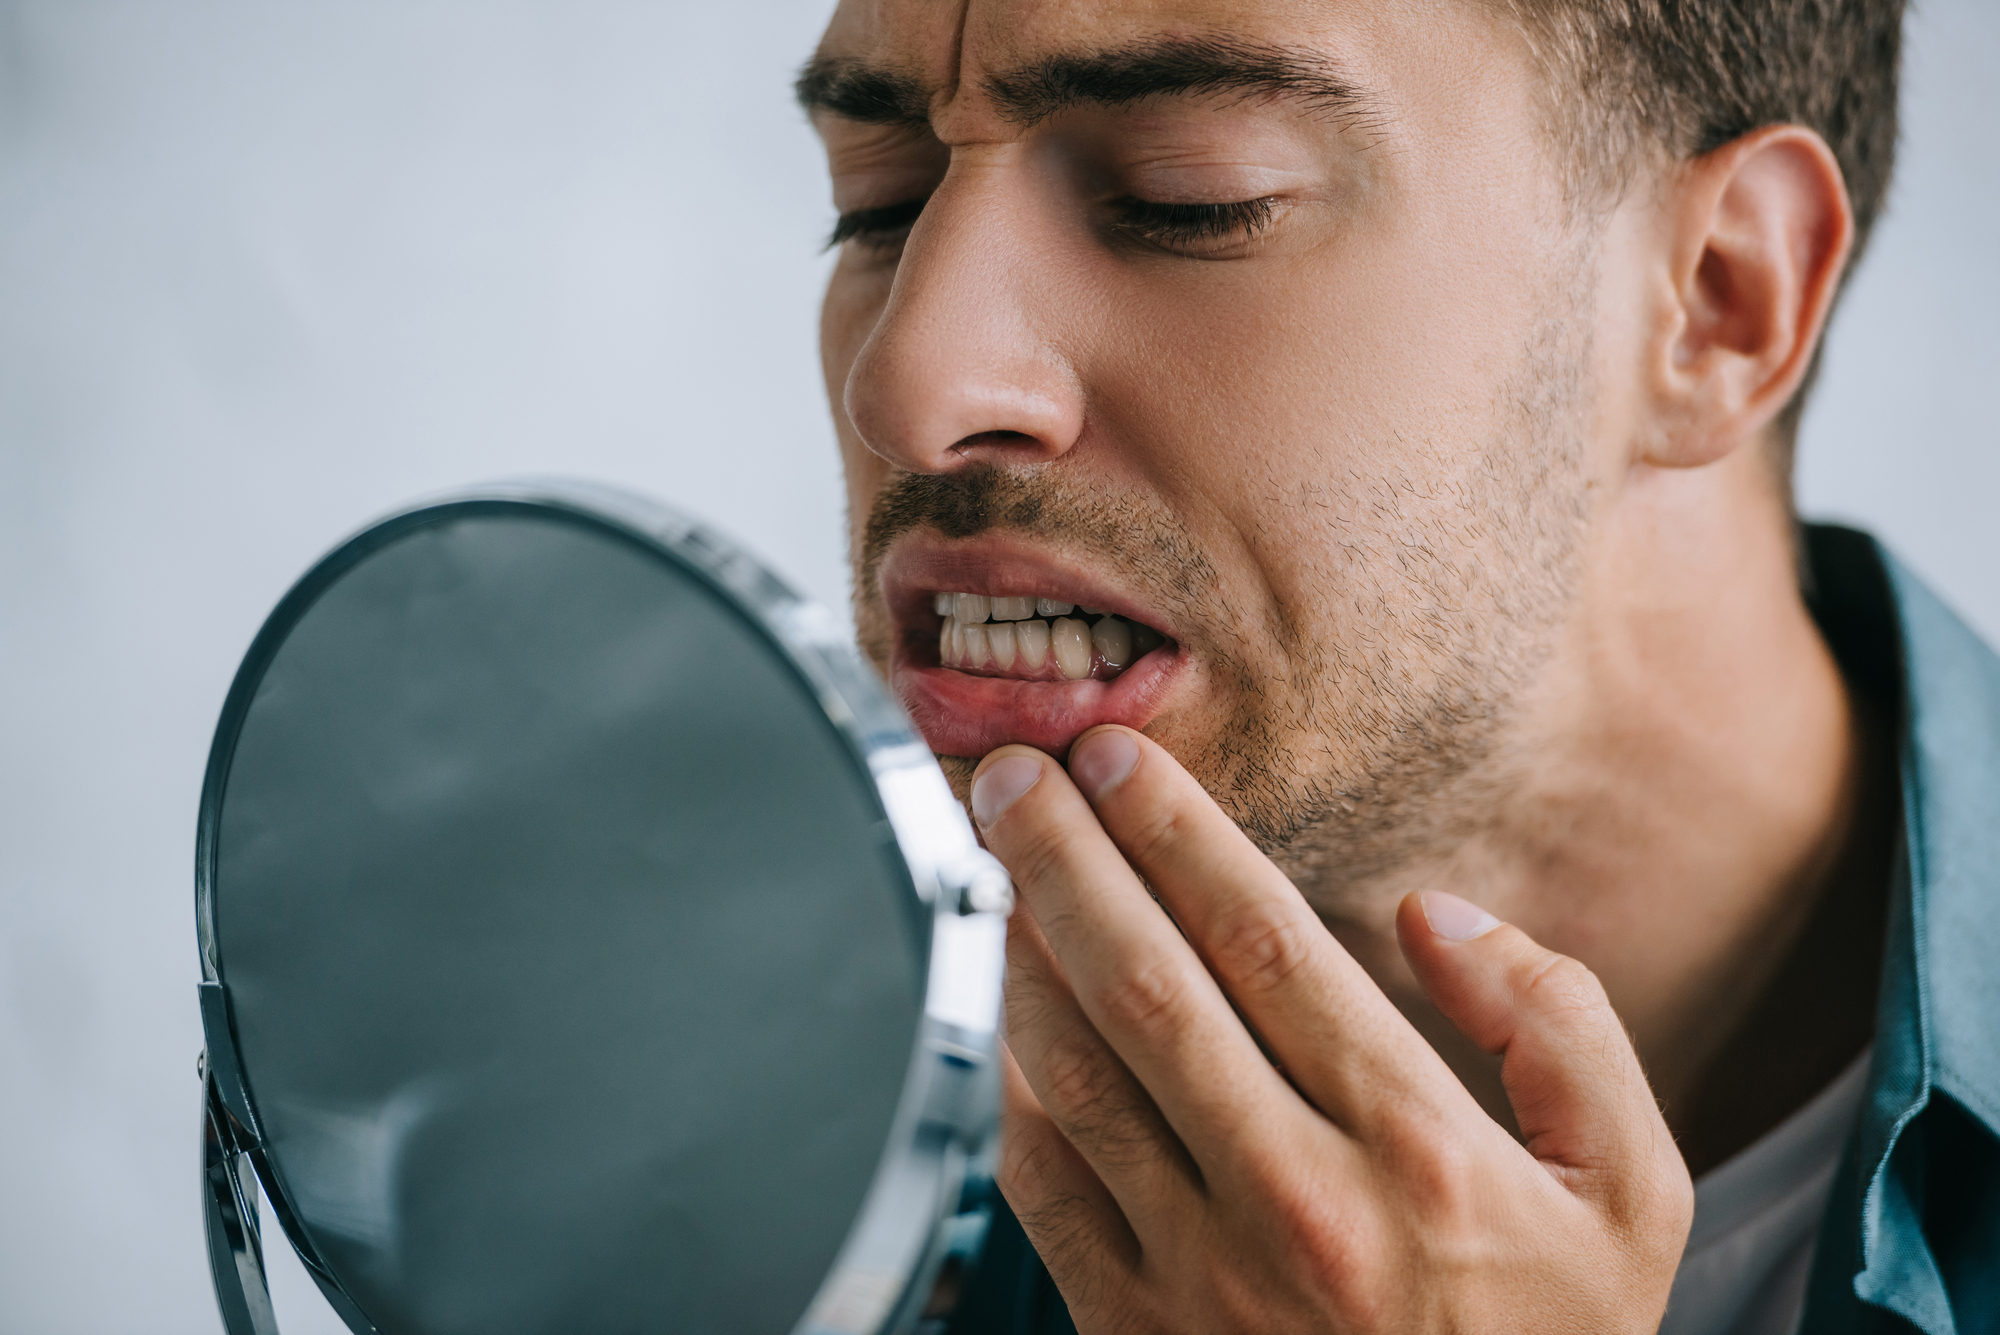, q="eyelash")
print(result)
[827,200,924,251]
[1110,197,1277,248]
[829,196,1279,254]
